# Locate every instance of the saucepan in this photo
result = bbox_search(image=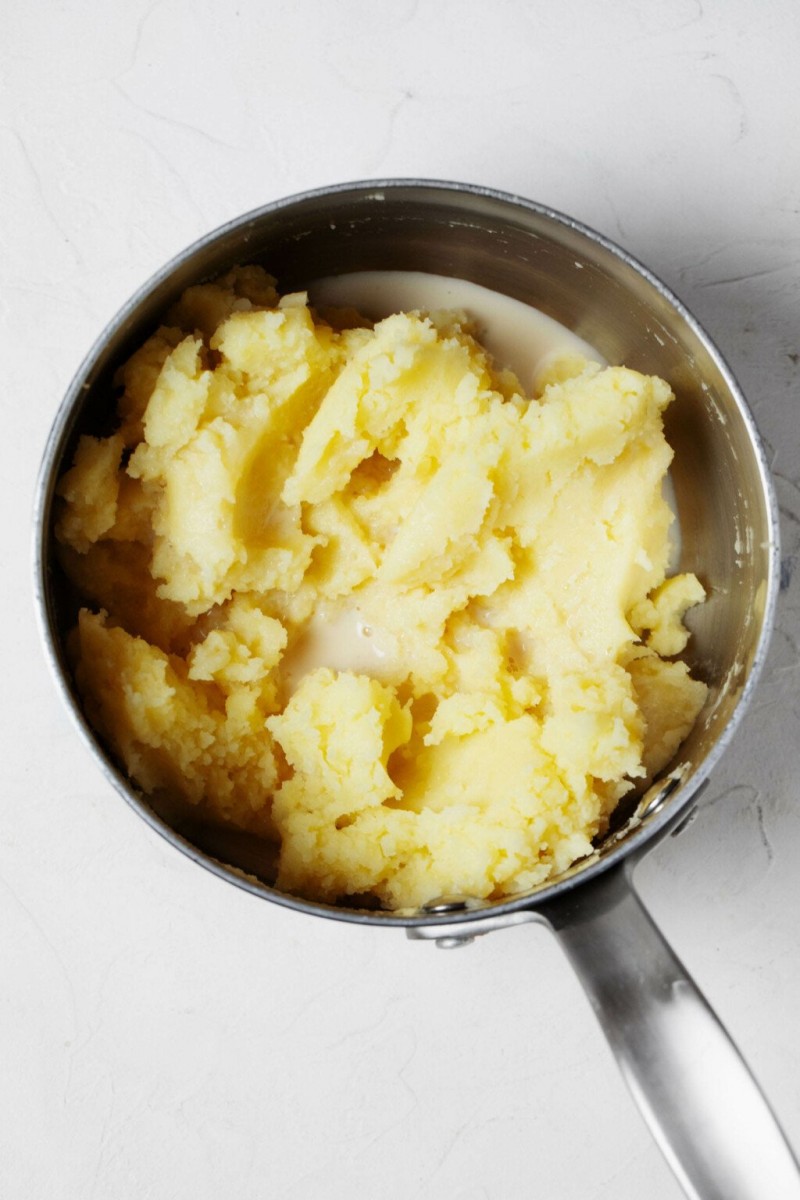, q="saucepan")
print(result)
[34,181,799,1199]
